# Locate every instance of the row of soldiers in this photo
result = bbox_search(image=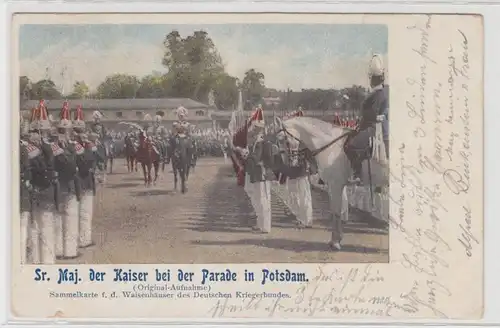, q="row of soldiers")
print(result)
[20,100,104,264]
[332,113,360,129]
